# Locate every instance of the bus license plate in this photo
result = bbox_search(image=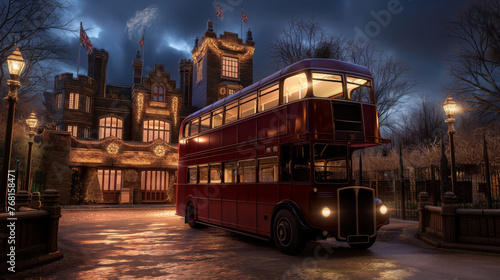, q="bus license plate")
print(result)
[347,235,369,244]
